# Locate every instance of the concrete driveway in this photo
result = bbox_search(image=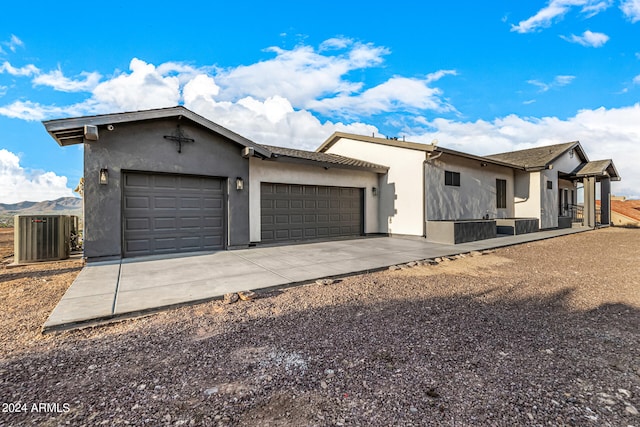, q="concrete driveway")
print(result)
[44,227,589,332]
